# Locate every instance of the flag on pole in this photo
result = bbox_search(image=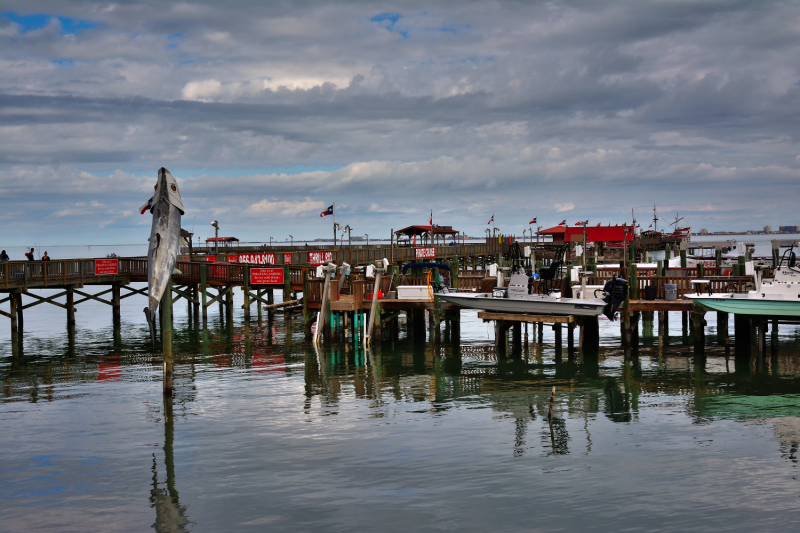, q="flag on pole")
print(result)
[596,222,601,227]
[574,221,581,226]
[487,214,494,225]
[320,205,333,217]
[558,220,566,226]
[429,210,433,227]
[529,217,537,225]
